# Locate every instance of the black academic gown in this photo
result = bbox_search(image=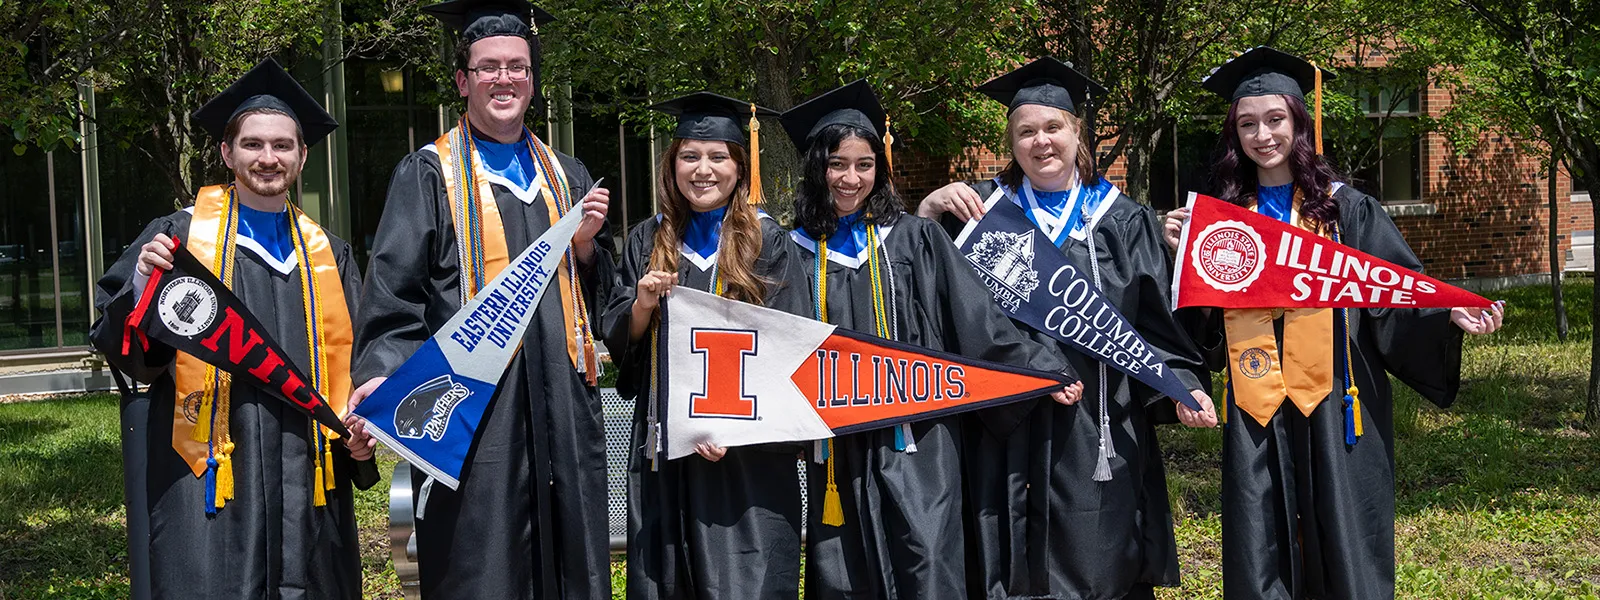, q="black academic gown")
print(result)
[90,208,377,600]
[942,181,1208,600]
[602,215,811,600]
[794,215,1072,600]
[1197,187,1464,600]
[353,141,616,600]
